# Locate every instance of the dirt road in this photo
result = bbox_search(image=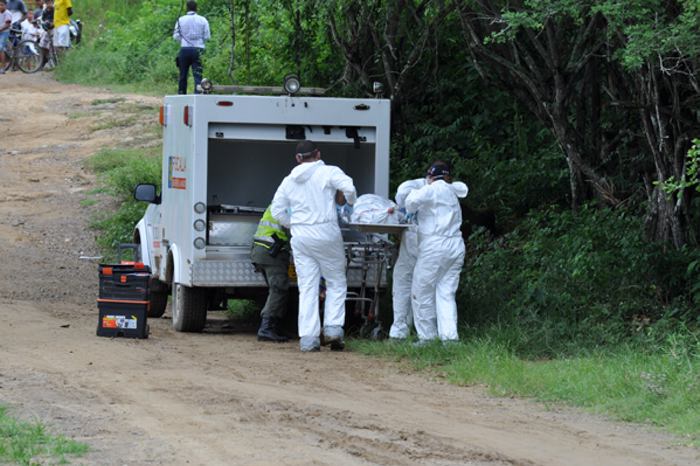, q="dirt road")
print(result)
[0,73,698,466]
